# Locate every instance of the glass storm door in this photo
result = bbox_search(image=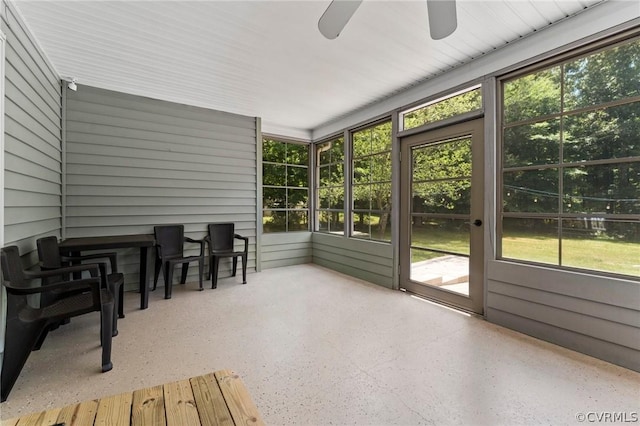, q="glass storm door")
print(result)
[400,119,484,314]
